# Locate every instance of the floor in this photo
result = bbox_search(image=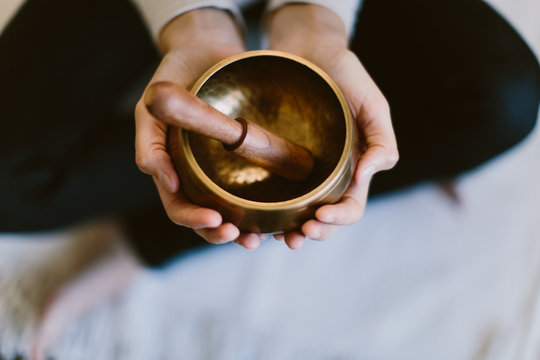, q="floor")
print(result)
[1,0,539,359]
